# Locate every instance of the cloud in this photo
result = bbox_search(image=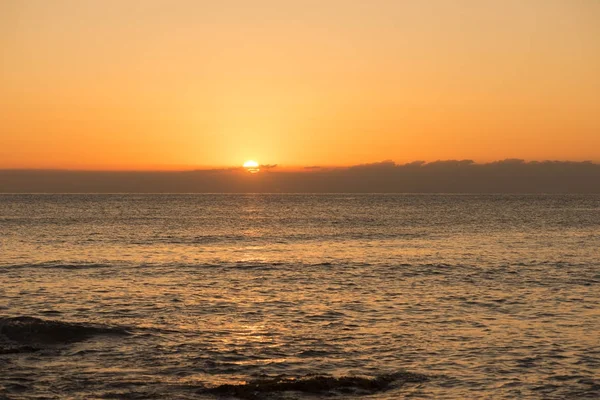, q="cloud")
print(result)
[1,160,599,193]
